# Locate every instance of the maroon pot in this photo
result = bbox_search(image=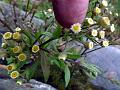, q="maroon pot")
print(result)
[51,0,89,28]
